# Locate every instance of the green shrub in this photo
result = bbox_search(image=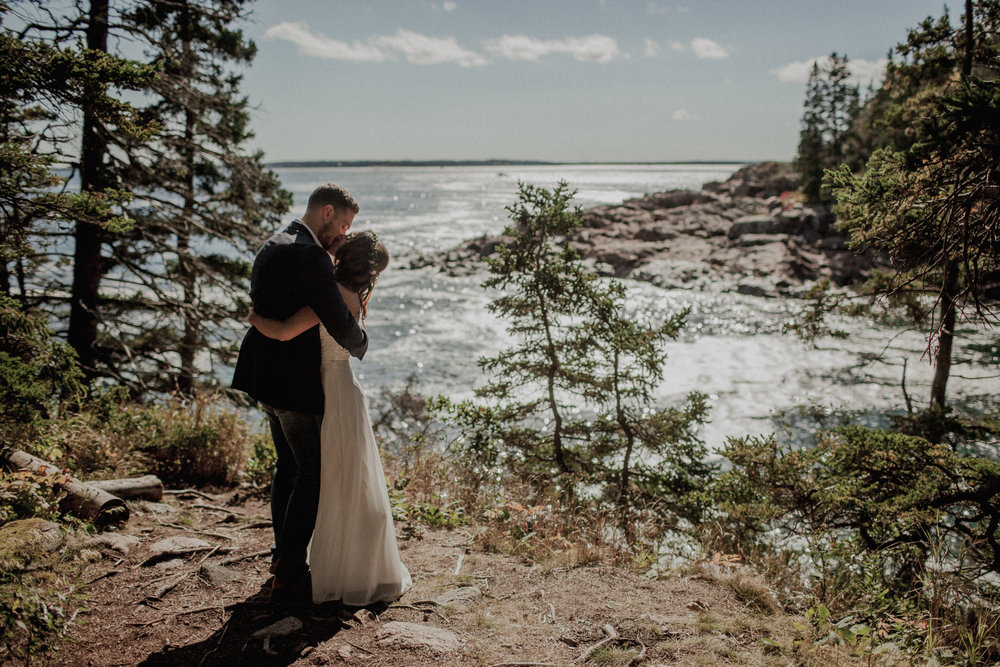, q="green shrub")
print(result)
[19,391,257,488]
[707,423,1000,662]
[715,426,1000,581]
[137,399,253,487]
[0,297,85,448]
[244,431,277,490]
[0,469,67,525]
